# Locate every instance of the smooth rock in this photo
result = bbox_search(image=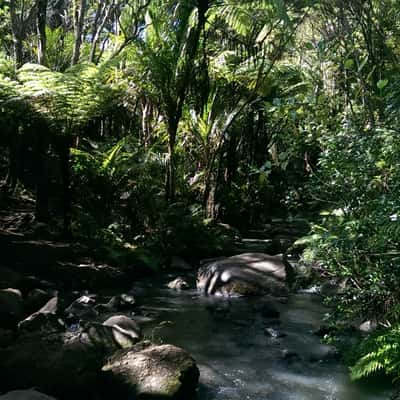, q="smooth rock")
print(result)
[359,319,378,333]
[65,295,98,320]
[167,277,190,290]
[264,327,286,338]
[197,253,293,297]
[102,343,199,399]
[0,390,57,400]
[101,315,142,348]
